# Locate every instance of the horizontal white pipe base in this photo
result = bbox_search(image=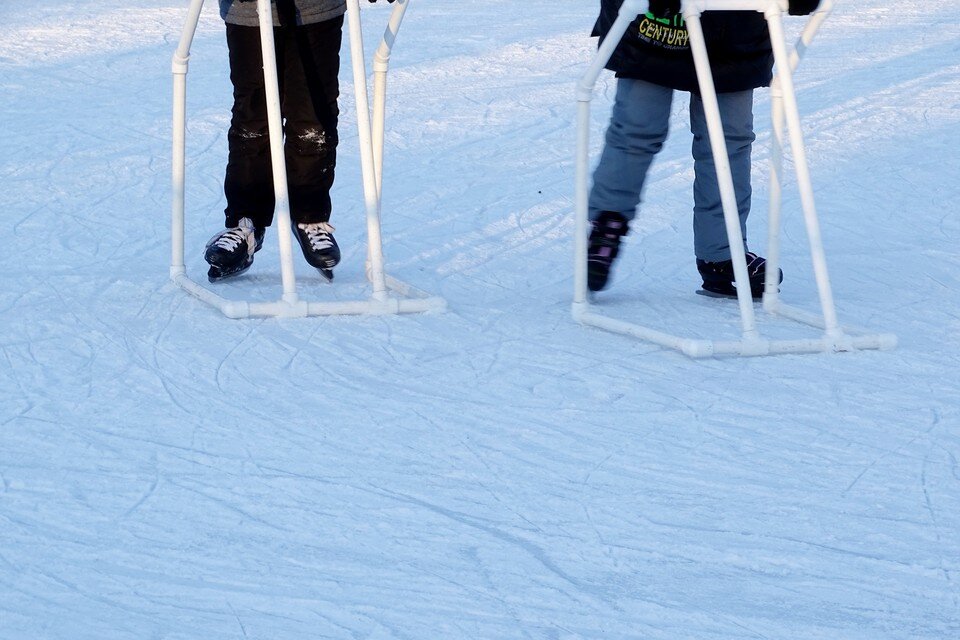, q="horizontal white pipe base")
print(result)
[383,274,445,309]
[573,303,896,359]
[765,299,897,350]
[172,272,445,319]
